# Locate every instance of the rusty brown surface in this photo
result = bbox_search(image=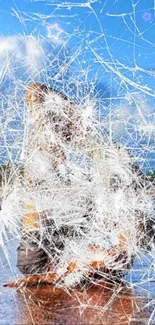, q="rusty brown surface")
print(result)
[0,238,155,325]
[1,281,154,325]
